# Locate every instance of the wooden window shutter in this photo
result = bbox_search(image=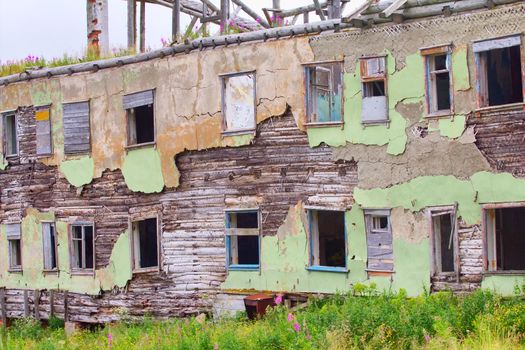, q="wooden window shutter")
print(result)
[35,107,52,155]
[123,90,154,110]
[63,102,91,154]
